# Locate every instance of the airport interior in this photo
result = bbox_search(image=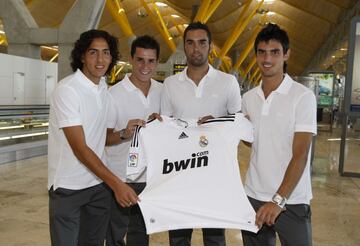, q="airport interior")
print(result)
[0,0,360,245]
